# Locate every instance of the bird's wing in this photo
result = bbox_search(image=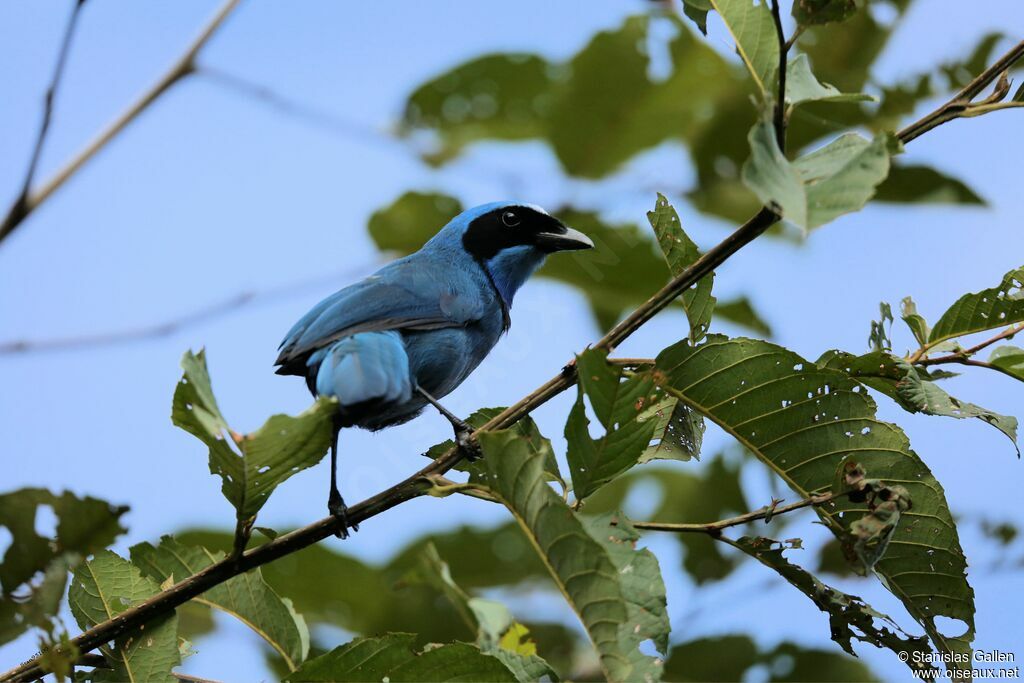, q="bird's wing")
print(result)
[275,258,485,369]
